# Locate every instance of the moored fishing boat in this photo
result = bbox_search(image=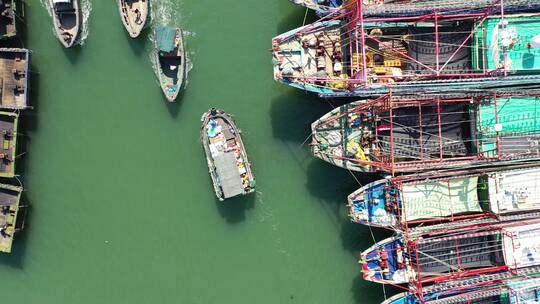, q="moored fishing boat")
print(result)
[0,48,30,109]
[48,0,80,48]
[348,165,540,229]
[311,93,540,174]
[0,0,18,40]
[154,26,186,102]
[0,111,17,178]
[290,0,540,17]
[117,0,148,38]
[0,184,24,253]
[201,108,255,201]
[272,13,540,98]
[360,219,540,285]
